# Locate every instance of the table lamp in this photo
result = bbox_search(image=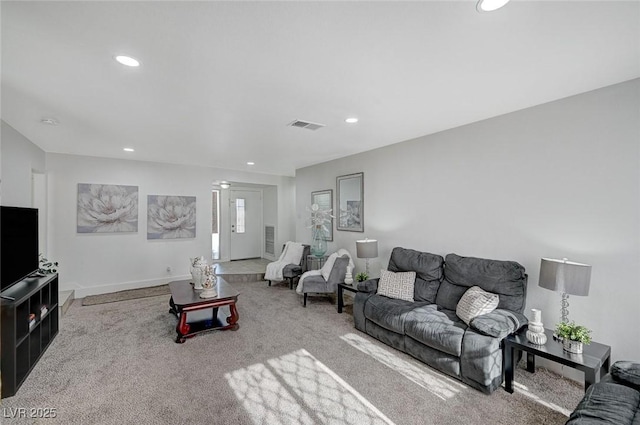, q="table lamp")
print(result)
[356,239,378,276]
[538,257,591,324]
